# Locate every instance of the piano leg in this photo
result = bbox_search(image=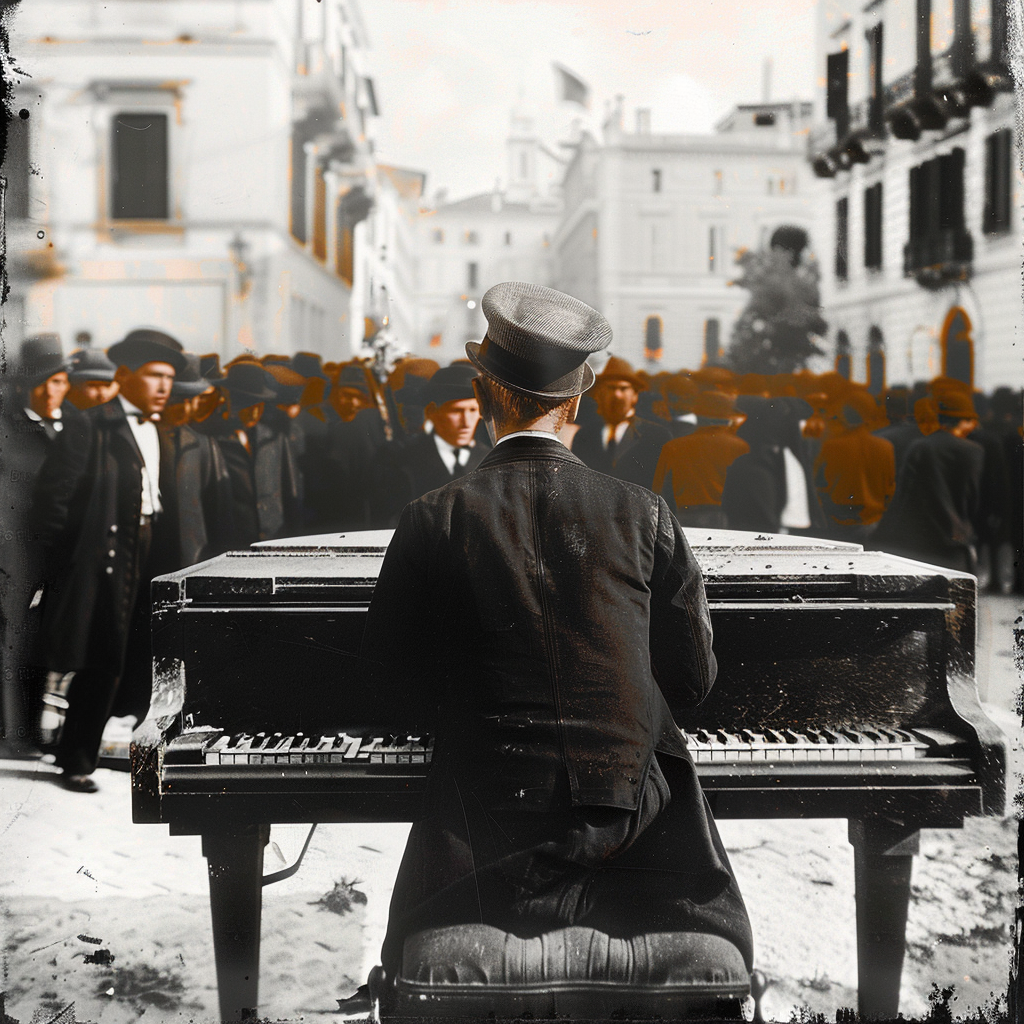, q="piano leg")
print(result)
[848,819,920,1020]
[202,824,271,1022]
